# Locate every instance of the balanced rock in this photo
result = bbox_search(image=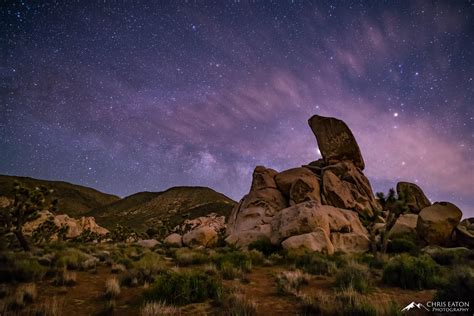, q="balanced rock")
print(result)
[275,167,321,205]
[396,182,431,213]
[417,202,462,246]
[321,161,379,217]
[308,114,365,170]
[455,218,474,248]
